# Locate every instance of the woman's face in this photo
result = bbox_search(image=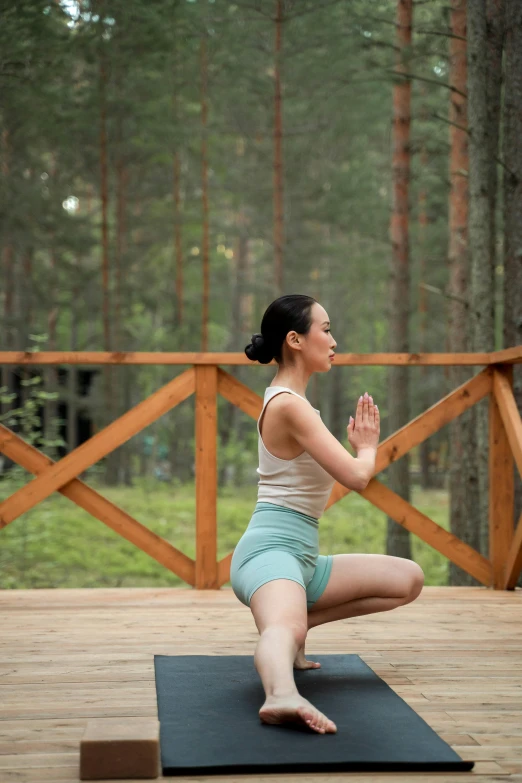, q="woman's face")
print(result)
[285,302,337,371]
